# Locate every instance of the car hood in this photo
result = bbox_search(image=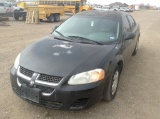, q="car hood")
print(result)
[20,35,116,77]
